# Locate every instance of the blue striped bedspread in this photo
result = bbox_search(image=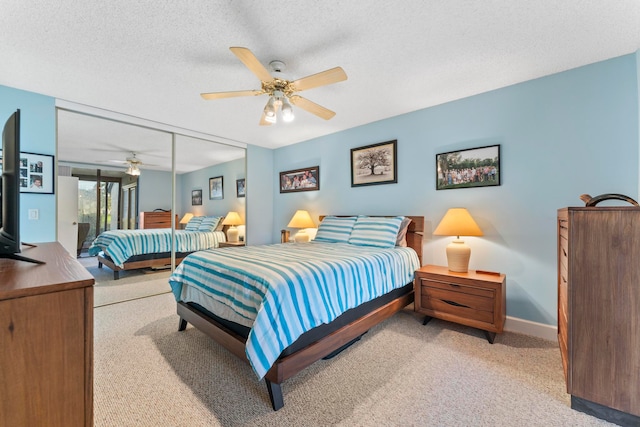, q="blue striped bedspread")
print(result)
[88,229,226,268]
[168,241,420,379]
